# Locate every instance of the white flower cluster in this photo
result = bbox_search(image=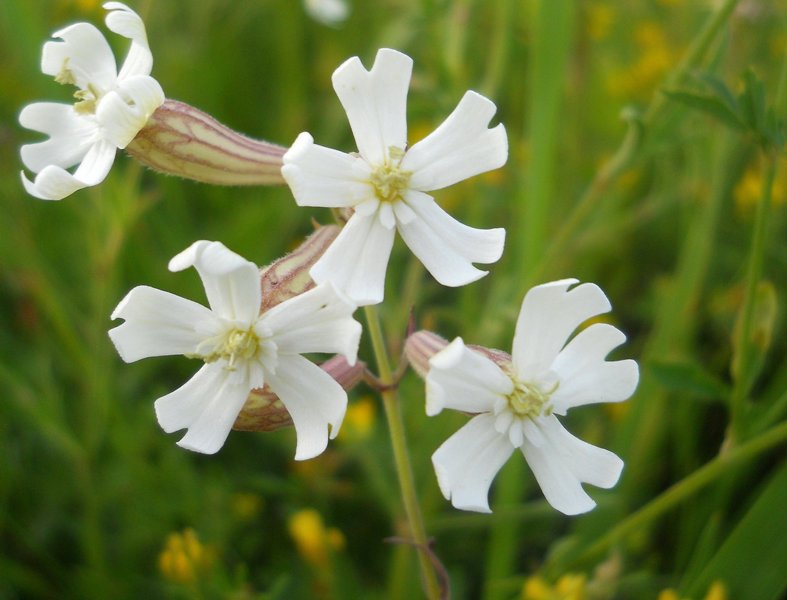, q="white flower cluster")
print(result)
[20,3,638,515]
